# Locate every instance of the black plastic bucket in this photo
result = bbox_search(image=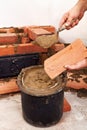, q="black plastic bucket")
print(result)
[17,65,67,127]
